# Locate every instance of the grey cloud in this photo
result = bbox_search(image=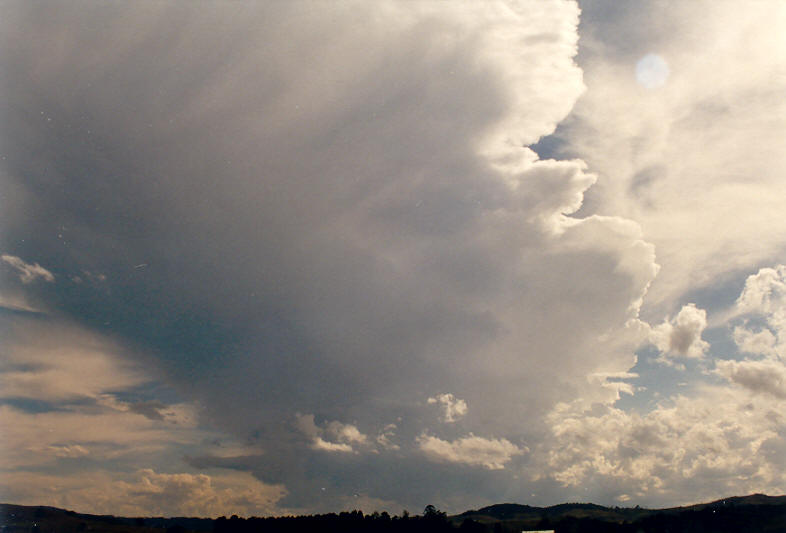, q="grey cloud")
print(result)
[649,304,709,359]
[128,401,166,421]
[185,453,268,472]
[1,0,660,509]
[715,359,786,399]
